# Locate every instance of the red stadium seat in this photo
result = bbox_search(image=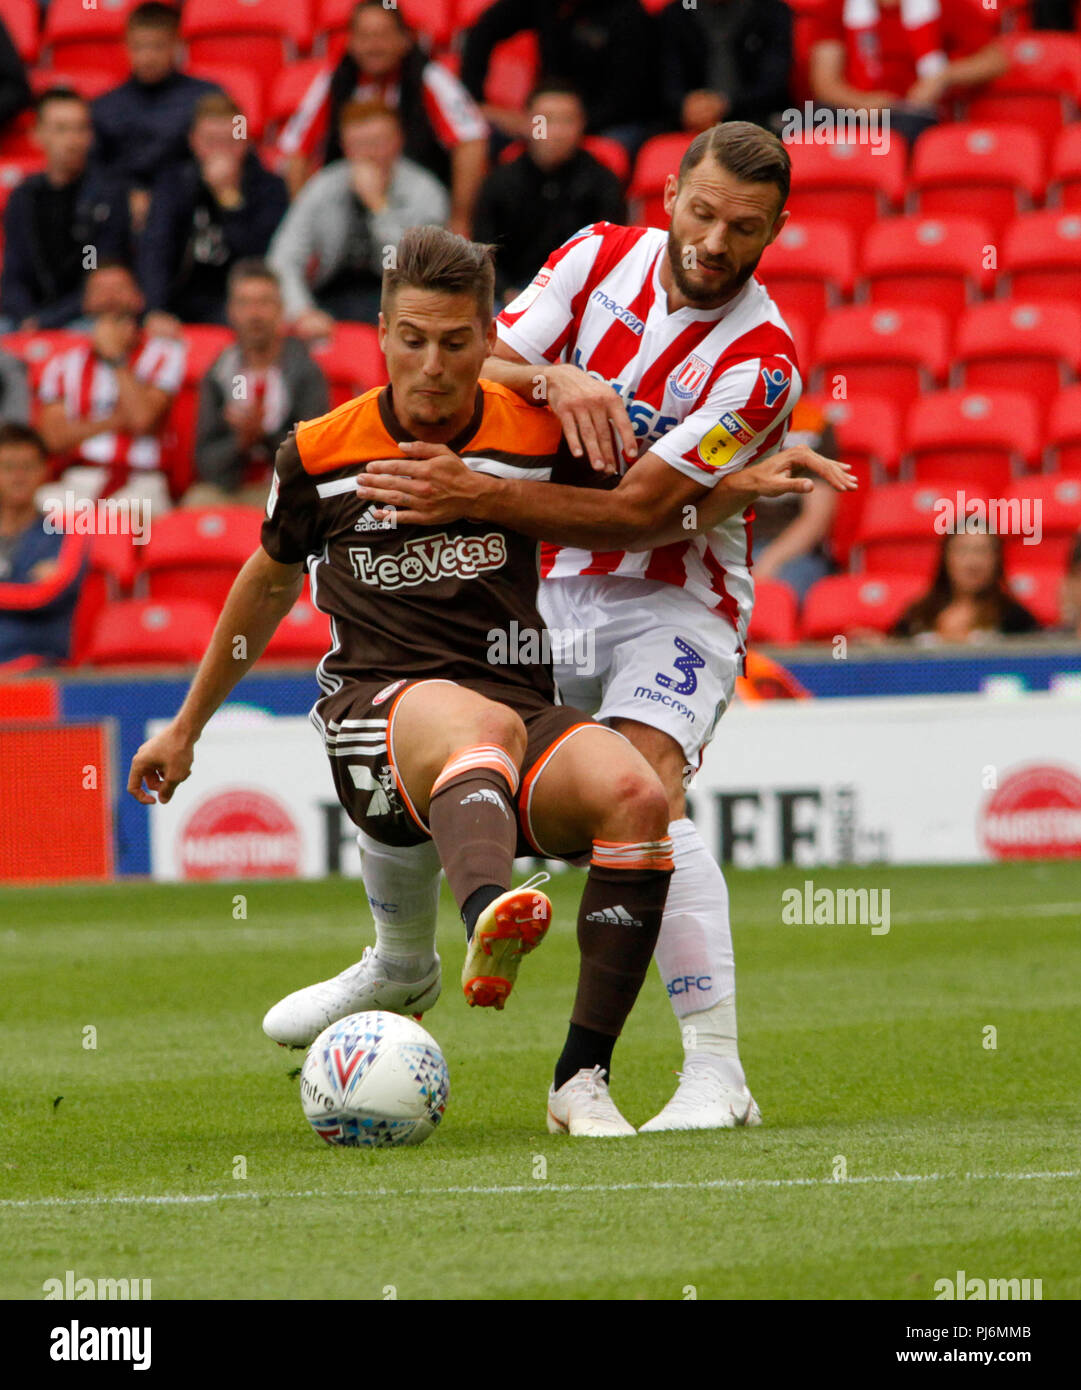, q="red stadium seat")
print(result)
[953,300,1081,399]
[800,573,926,641]
[266,57,331,143]
[5,0,40,64]
[188,62,267,140]
[43,0,139,79]
[1047,387,1081,473]
[310,322,388,406]
[182,0,314,97]
[496,135,630,185]
[859,215,994,319]
[28,66,119,102]
[136,507,265,608]
[318,0,457,51]
[964,33,1081,143]
[260,596,332,663]
[757,218,855,341]
[783,140,907,253]
[1001,210,1081,305]
[84,599,218,667]
[812,306,950,415]
[853,481,978,579]
[821,394,902,476]
[1005,568,1063,628]
[1048,123,1081,212]
[747,580,799,646]
[908,123,1044,240]
[1002,474,1081,570]
[903,389,1041,492]
[481,31,539,110]
[68,529,140,667]
[629,132,695,228]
